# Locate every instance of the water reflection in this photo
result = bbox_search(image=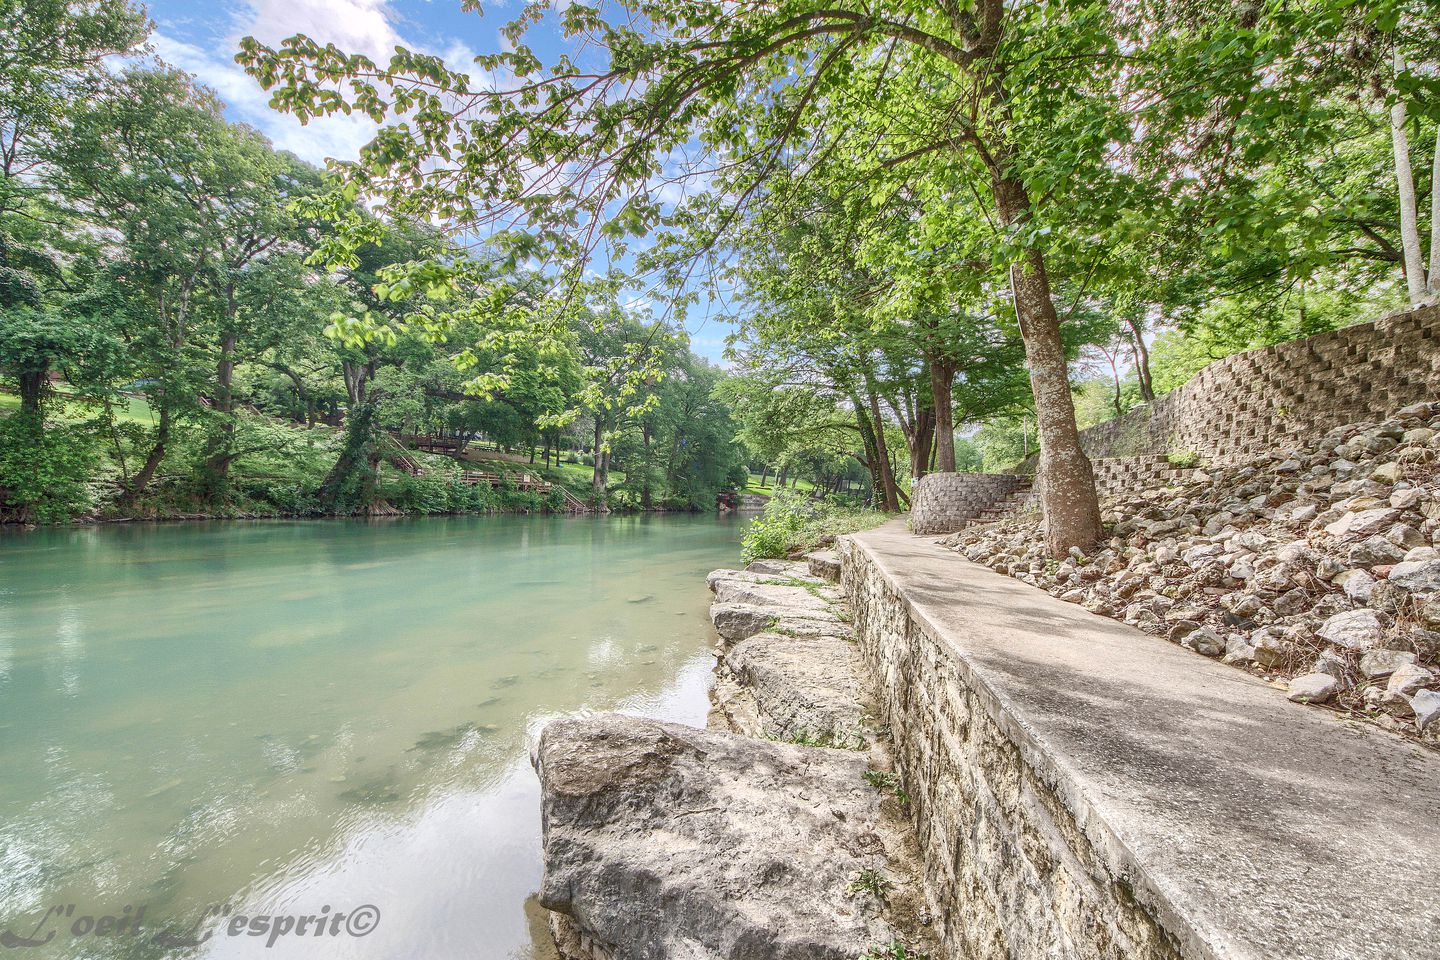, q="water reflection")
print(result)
[0,515,742,958]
